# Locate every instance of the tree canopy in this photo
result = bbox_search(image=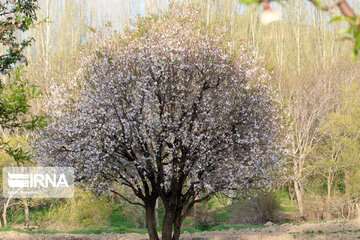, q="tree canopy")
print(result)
[34,5,285,240]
